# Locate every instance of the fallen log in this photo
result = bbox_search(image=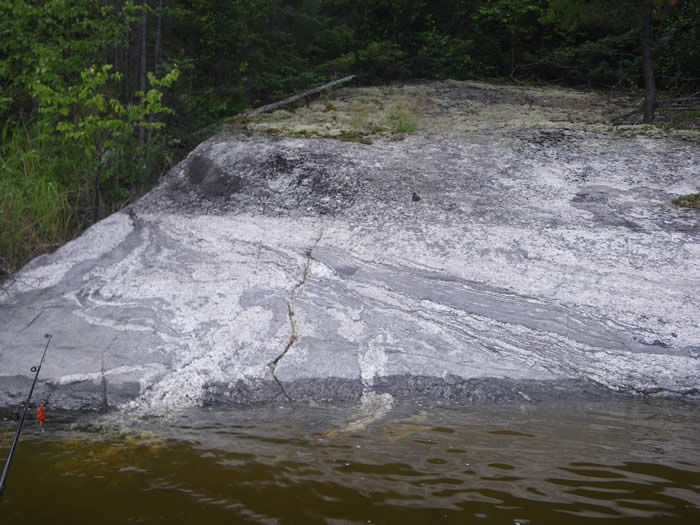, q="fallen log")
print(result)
[244,75,356,117]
